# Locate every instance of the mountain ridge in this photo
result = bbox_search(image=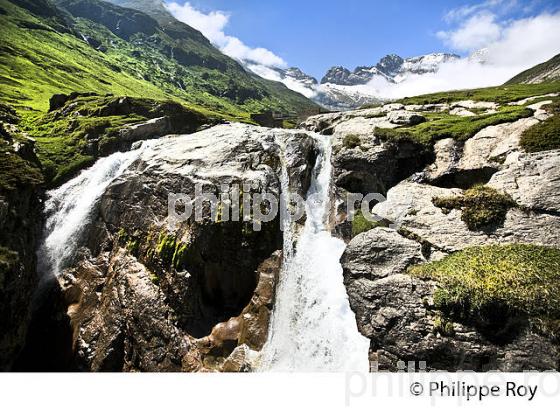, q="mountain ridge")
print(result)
[0,0,319,119]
